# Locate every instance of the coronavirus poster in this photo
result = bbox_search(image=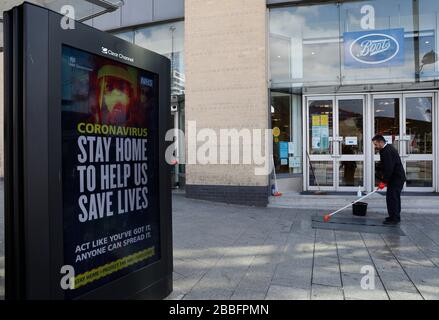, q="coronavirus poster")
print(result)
[61,45,161,298]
